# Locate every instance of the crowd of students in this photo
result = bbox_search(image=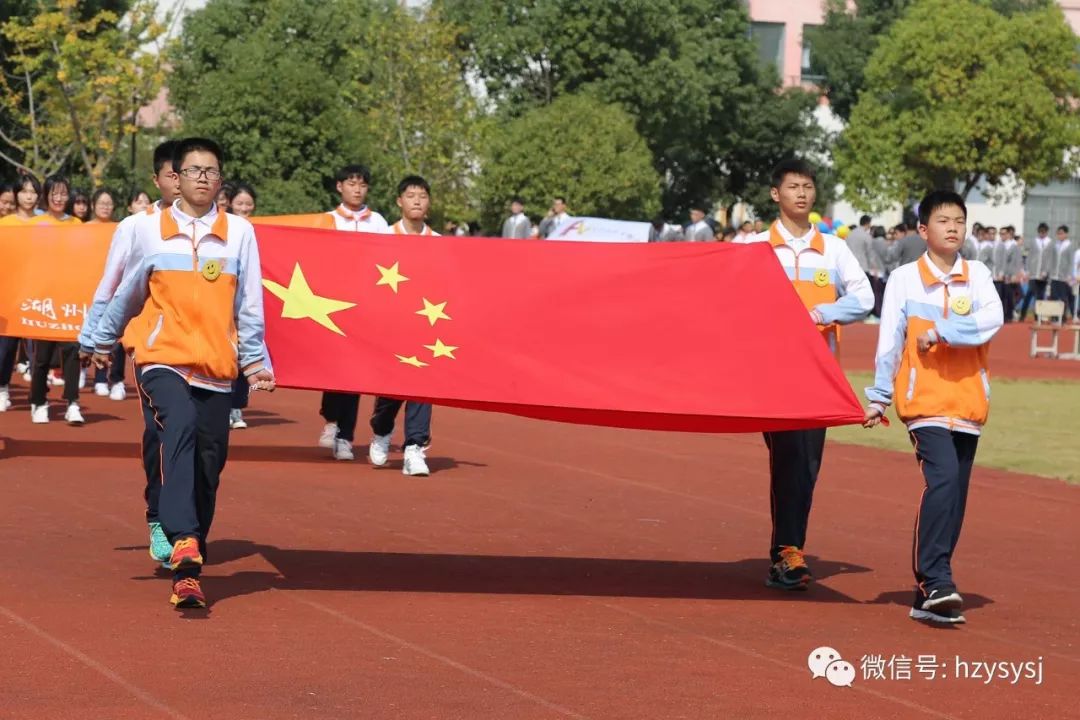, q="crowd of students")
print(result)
[1,146,1009,624]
